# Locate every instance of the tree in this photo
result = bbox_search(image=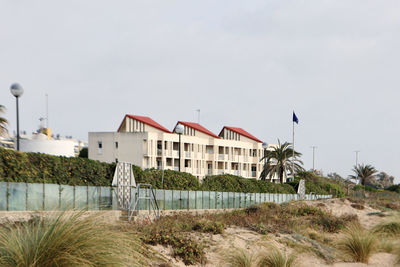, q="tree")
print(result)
[259,140,304,184]
[78,147,88,158]
[0,105,7,137]
[349,164,377,186]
